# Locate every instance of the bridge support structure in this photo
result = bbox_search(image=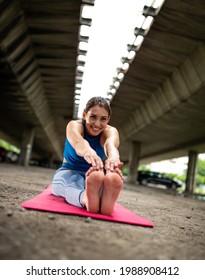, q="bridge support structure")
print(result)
[19,126,35,167]
[185,150,198,194]
[127,141,141,184]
